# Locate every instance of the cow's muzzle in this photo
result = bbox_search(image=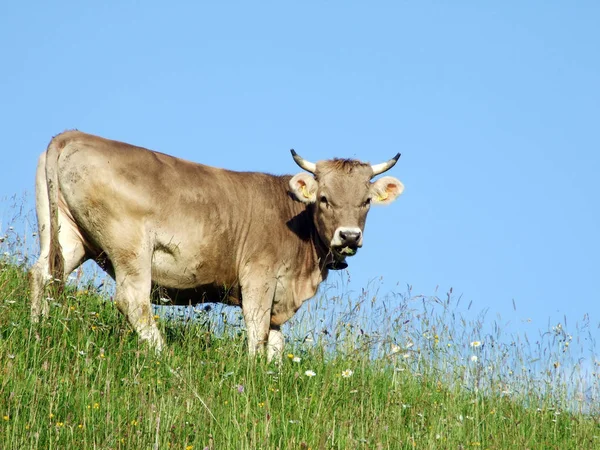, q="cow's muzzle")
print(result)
[331,227,362,257]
